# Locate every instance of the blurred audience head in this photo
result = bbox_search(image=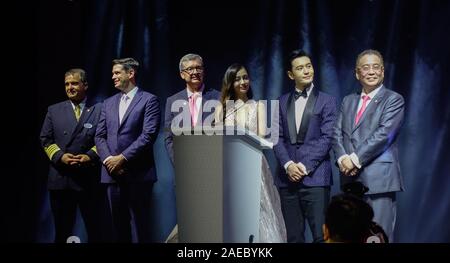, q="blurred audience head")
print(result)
[323,193,374,243]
